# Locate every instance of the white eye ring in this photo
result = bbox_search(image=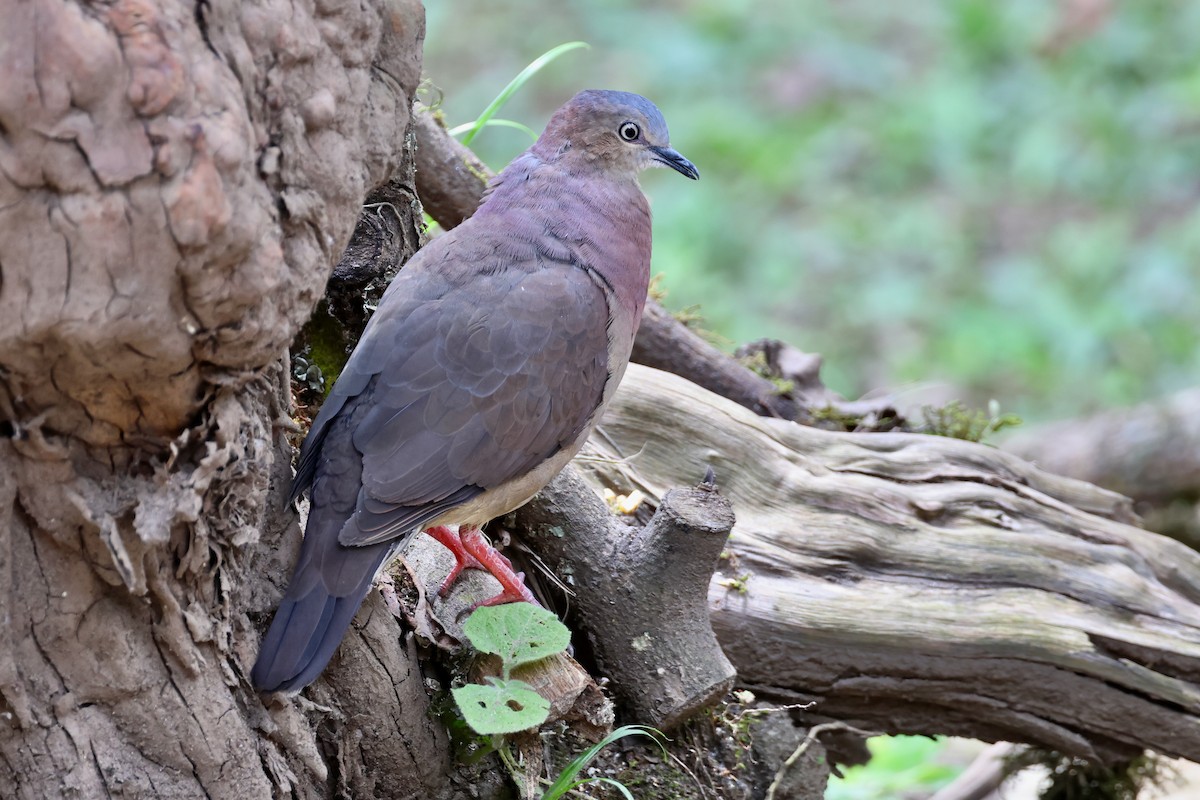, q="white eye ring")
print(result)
[619,122,640,141]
